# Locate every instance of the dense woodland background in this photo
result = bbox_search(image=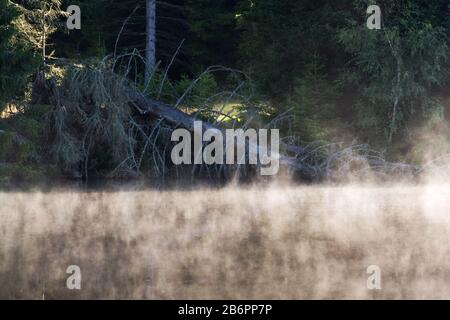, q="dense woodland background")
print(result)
[0,0,449,186]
